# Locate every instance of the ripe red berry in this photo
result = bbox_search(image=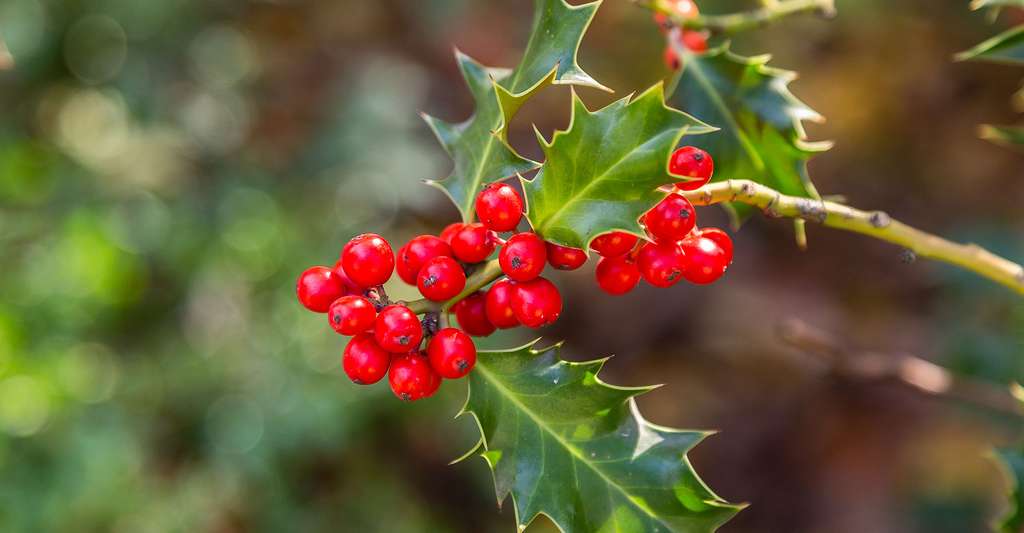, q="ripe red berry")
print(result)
[499,232,547,281]
[374,305,423,352]
[476,182,524,232]
[669,146,714,191]
[680,235,730,284]
[328,295,376,335]
[427,328,477,379]
[682,30,708,52]
[388,353,441,401]
[512,277,562,328]
[331,261,364,293]
[696,227,733,259]
[296,266,347,313]
[342,333,390,385]
[440,222,465,245]
[653,0,698,32]
[664,46,680,71]
[341,233,395,287]
[451,223,495,263]
[485,278,520,329]
[417,256,467,301]
[645,193,697,243]
[397,235,452,285]
[546,242,587,271]
[452,291,496,337]
[595,255,642,295]
[636,241,686,288]
[590,231,640,257]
